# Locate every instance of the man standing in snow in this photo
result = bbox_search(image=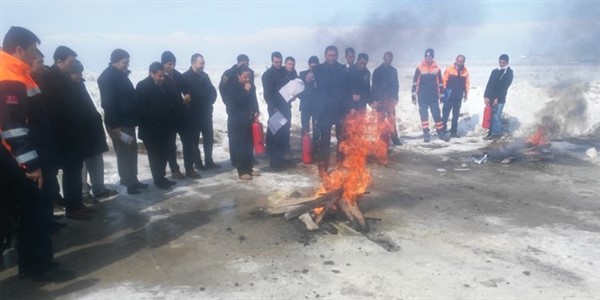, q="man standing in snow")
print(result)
[219,54,254,167]
[483,54,513,140]
[136,62,178,190]
[411,48,449,143]
[313,45,349,176]
[372,51,401,145]
[161,51,188,179]
[182,53,219,178]
[298,56,320,157]
[98,49,148,195]
[441,54,470,139]
[262,51,293,171]
[347,52,371,113]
